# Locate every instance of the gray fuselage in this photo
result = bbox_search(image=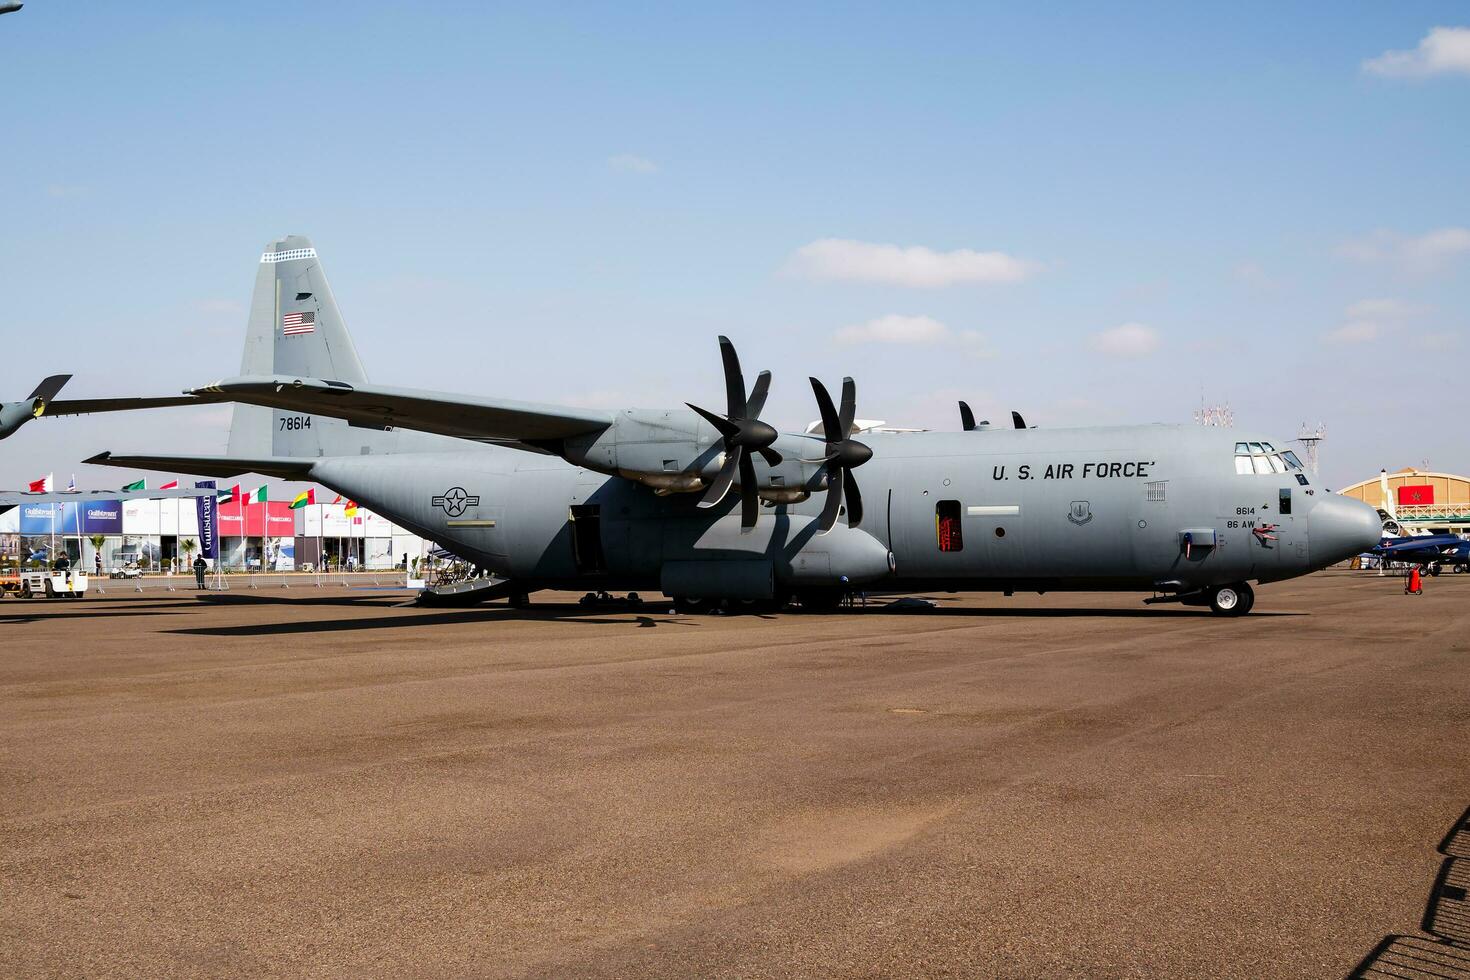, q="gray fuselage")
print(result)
[304,423,1380,595]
